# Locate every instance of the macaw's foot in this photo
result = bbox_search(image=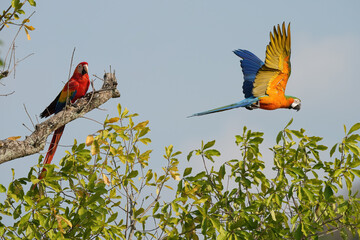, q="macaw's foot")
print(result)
[246,101,260,110]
